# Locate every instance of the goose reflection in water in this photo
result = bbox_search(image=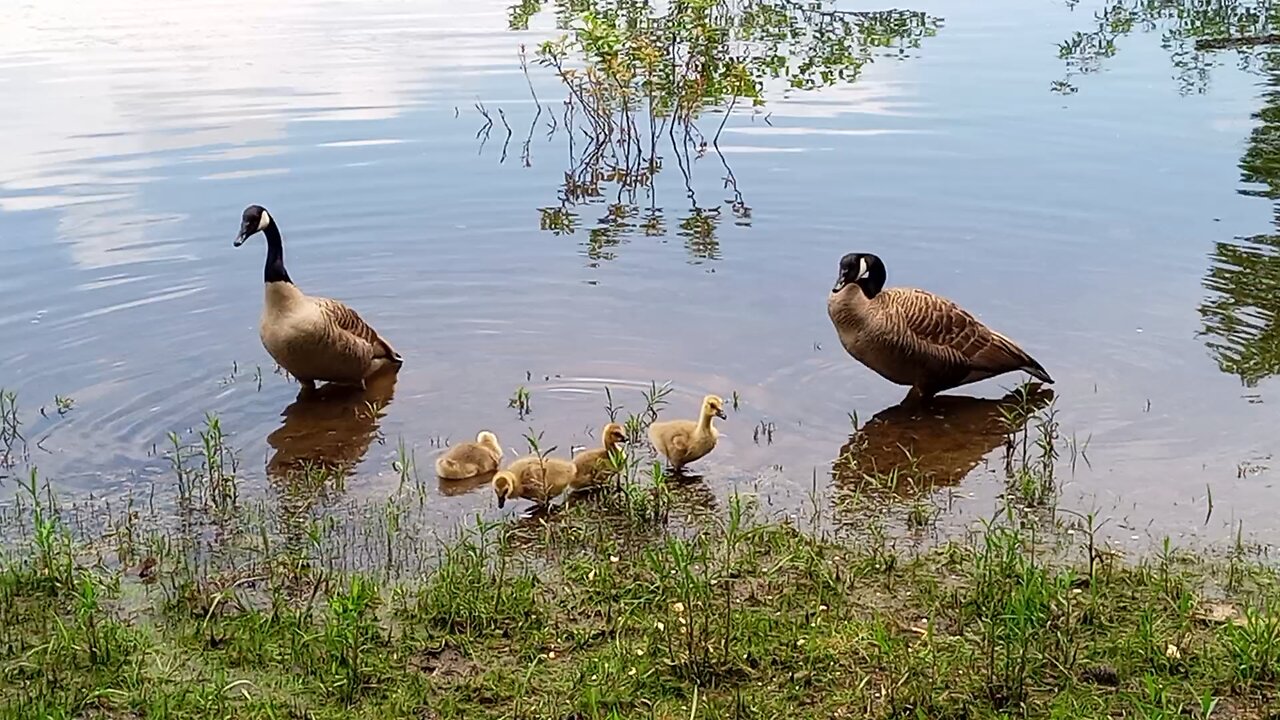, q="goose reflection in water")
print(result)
[832,384,1054,496]
[265,370,398,481]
